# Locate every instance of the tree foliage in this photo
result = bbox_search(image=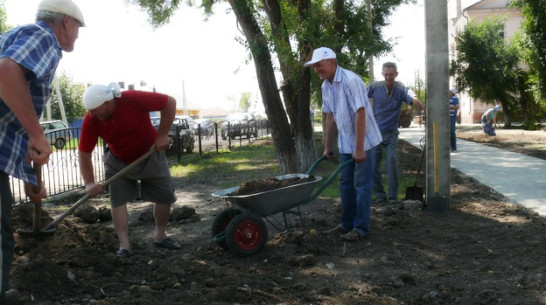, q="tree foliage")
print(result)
[48,73,87,123]
[512,0,546,101]
[450,17,520,125]
[127,0,410,172]
[239,92,252,112]
[0,3,13,34]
